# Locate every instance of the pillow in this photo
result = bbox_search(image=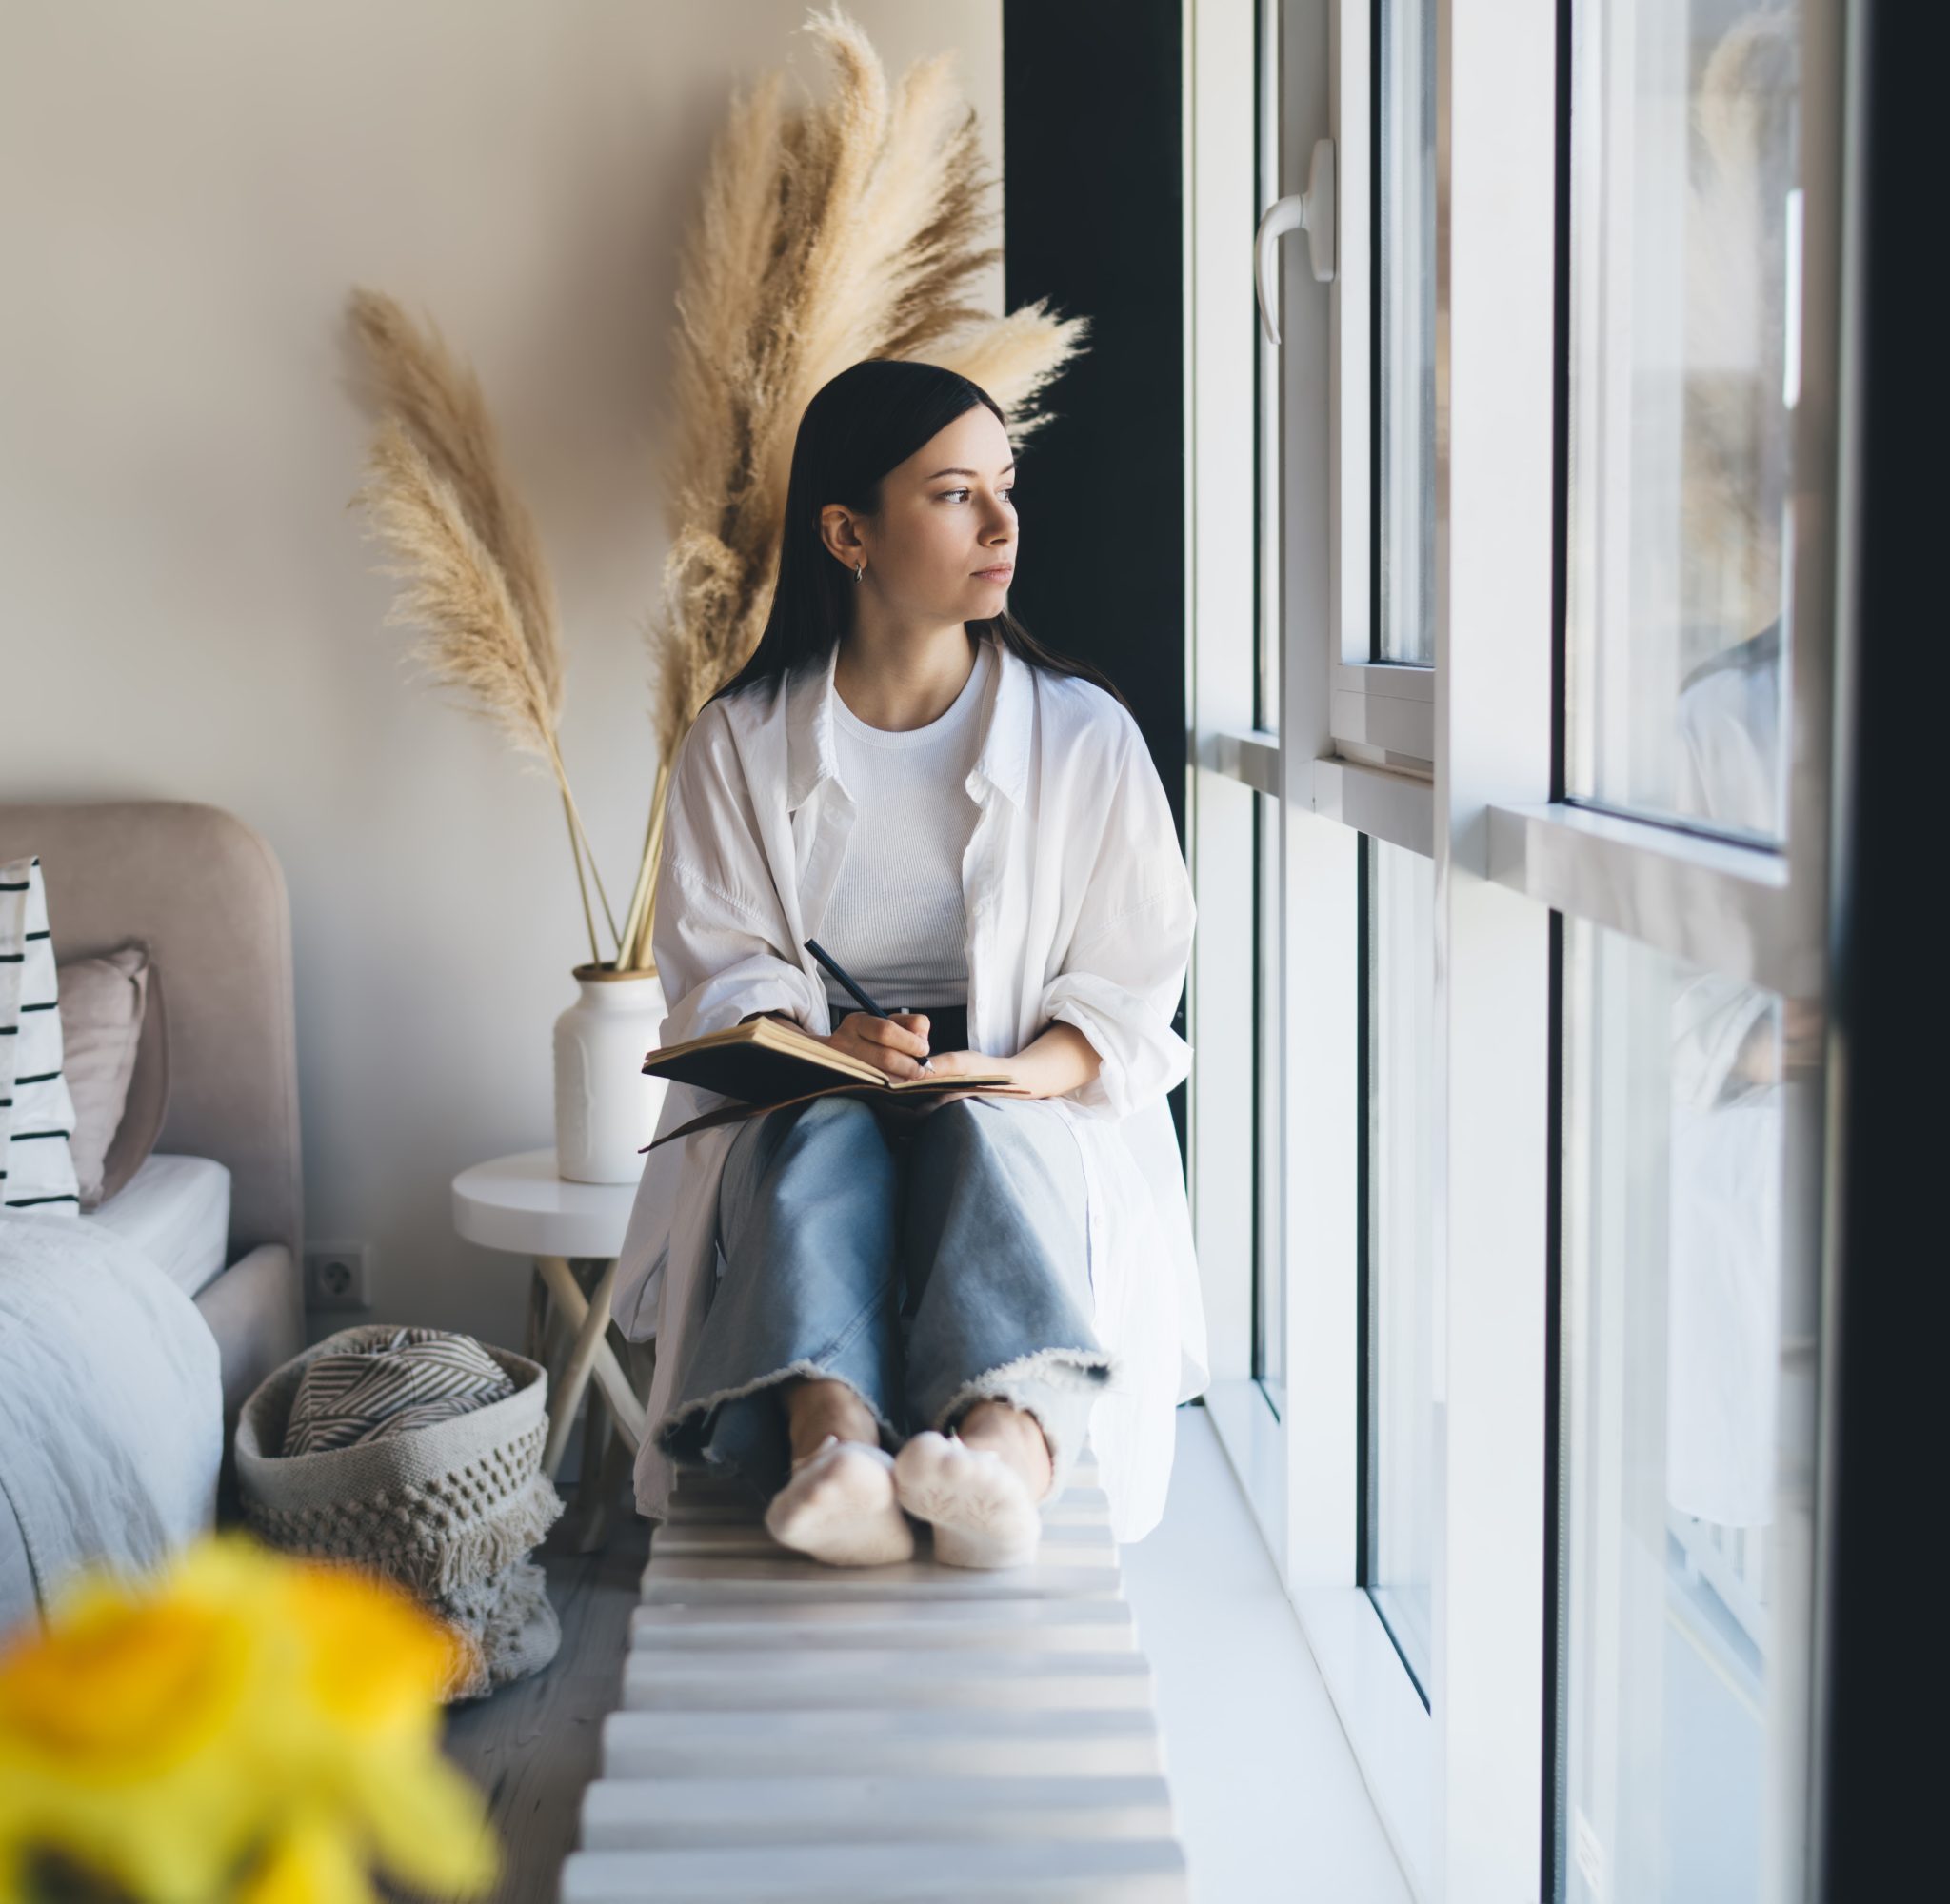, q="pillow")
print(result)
[56,942,153,1210]
[101,955,170,1206]
[1,853,82,1215]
